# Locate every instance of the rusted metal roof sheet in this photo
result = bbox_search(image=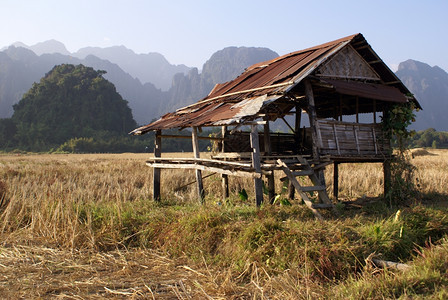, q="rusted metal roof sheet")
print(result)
[130,33,419,135]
